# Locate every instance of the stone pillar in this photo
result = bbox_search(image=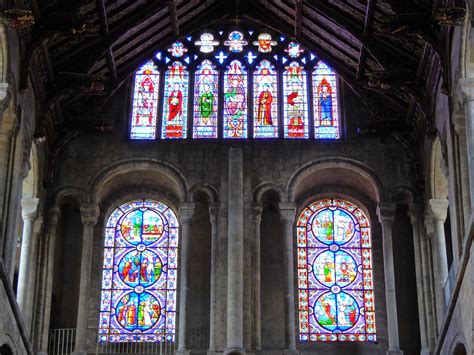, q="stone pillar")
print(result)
[408,204,430,354]
[423,216,438,340]
[208,204,219,352]
[177,202,195,353]
[225,147,244,355]
[459,79,474,205]
[251,204,262,351]
[17,197,39,328]
[376,203,403,355]
[428,198,449,328]
[279,202,297,353]
[74,204,100,355]
[37,208,60,355]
